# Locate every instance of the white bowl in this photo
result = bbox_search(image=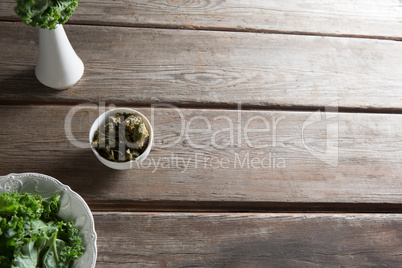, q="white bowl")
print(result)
[89,108,153,170]
[0,173,97,268]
